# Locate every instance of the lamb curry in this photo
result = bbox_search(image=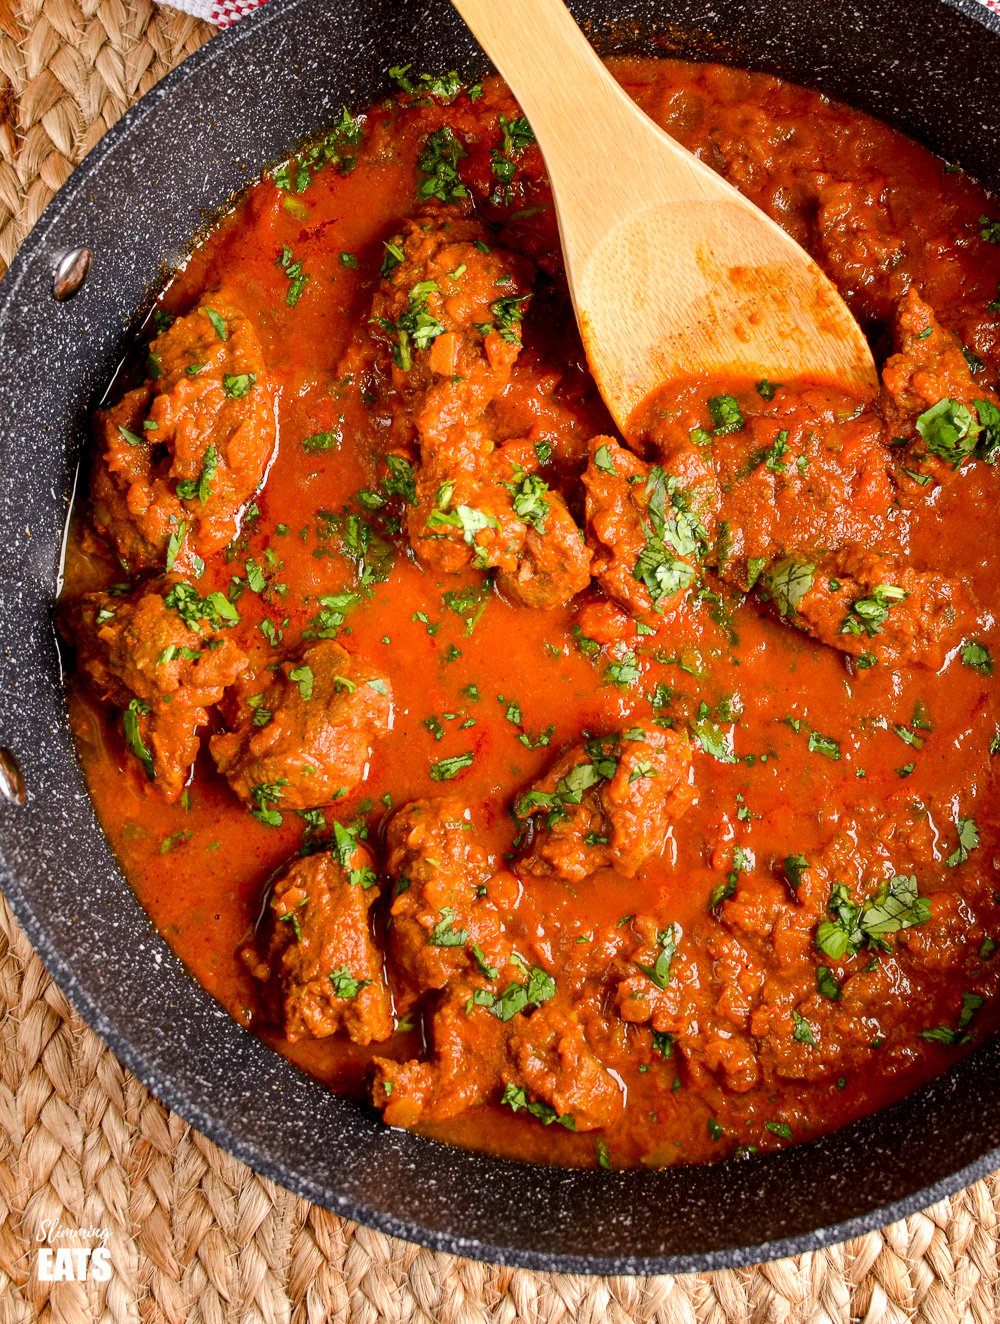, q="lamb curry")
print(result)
[58,58,1000,1168]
